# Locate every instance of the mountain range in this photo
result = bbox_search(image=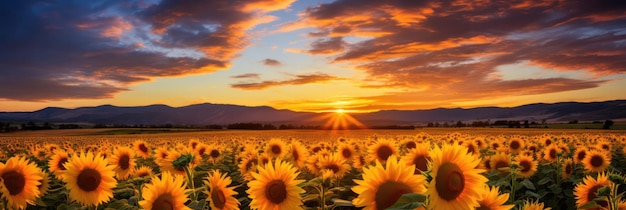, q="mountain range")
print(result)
[0,100,624,125]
